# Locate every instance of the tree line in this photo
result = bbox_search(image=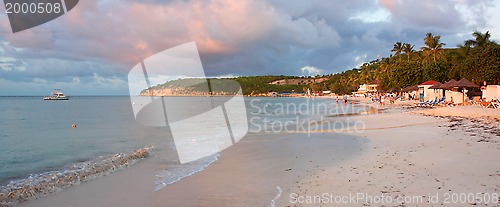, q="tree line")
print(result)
[322,31,500,94]
[147,31,499,96]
